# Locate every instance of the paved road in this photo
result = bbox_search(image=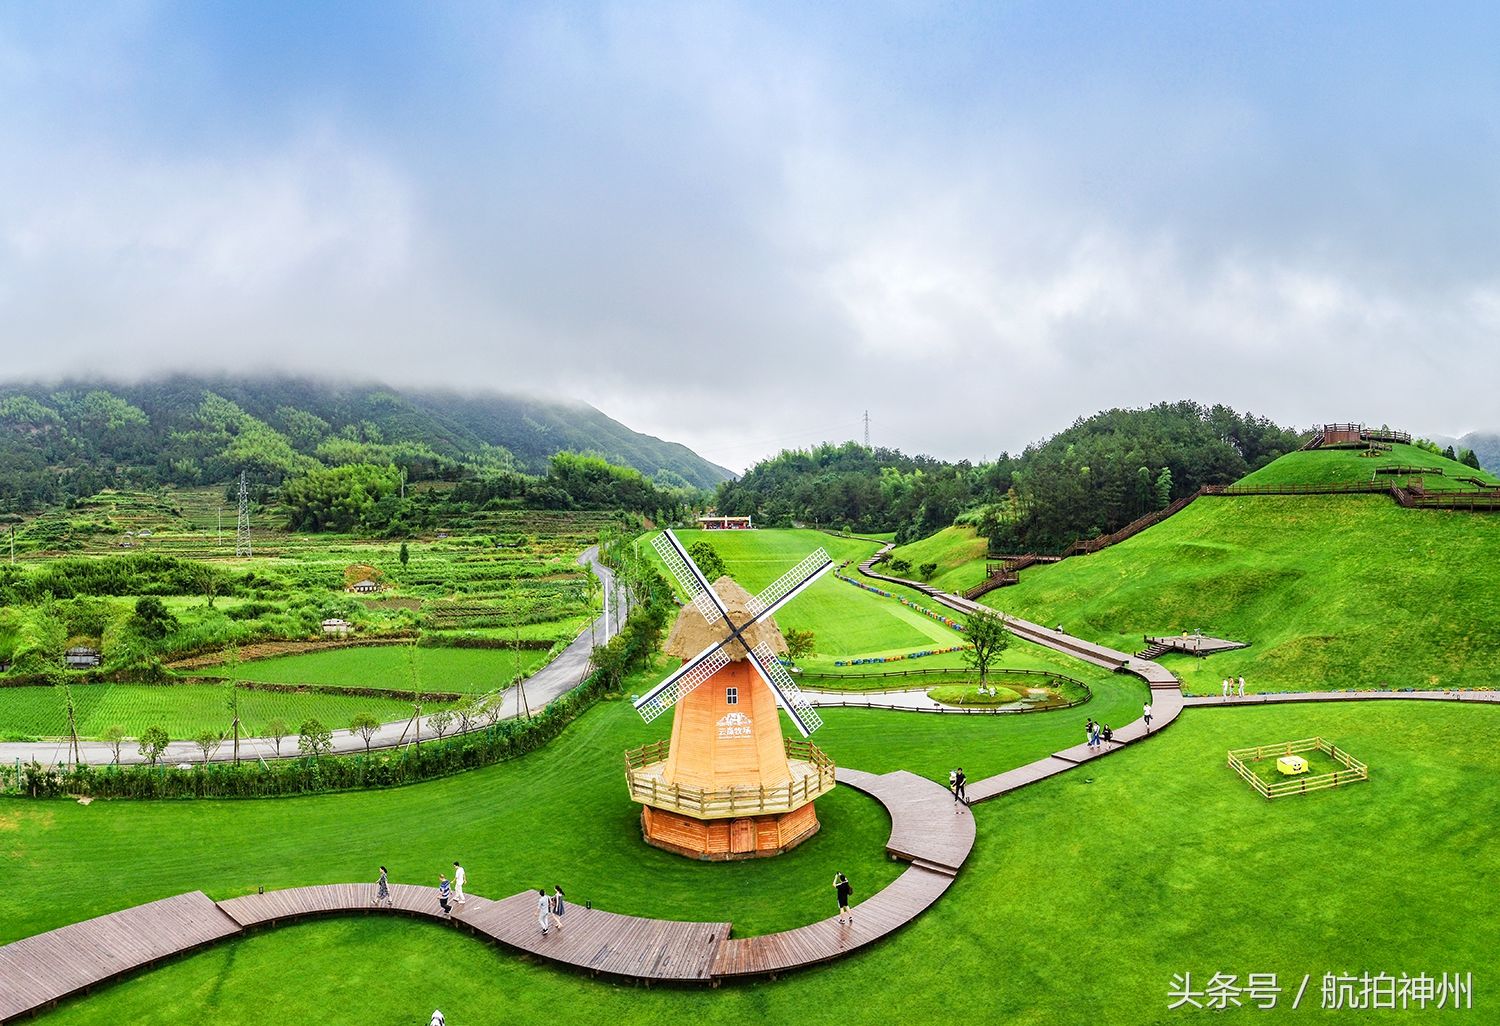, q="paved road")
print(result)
[0,548,622,770]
